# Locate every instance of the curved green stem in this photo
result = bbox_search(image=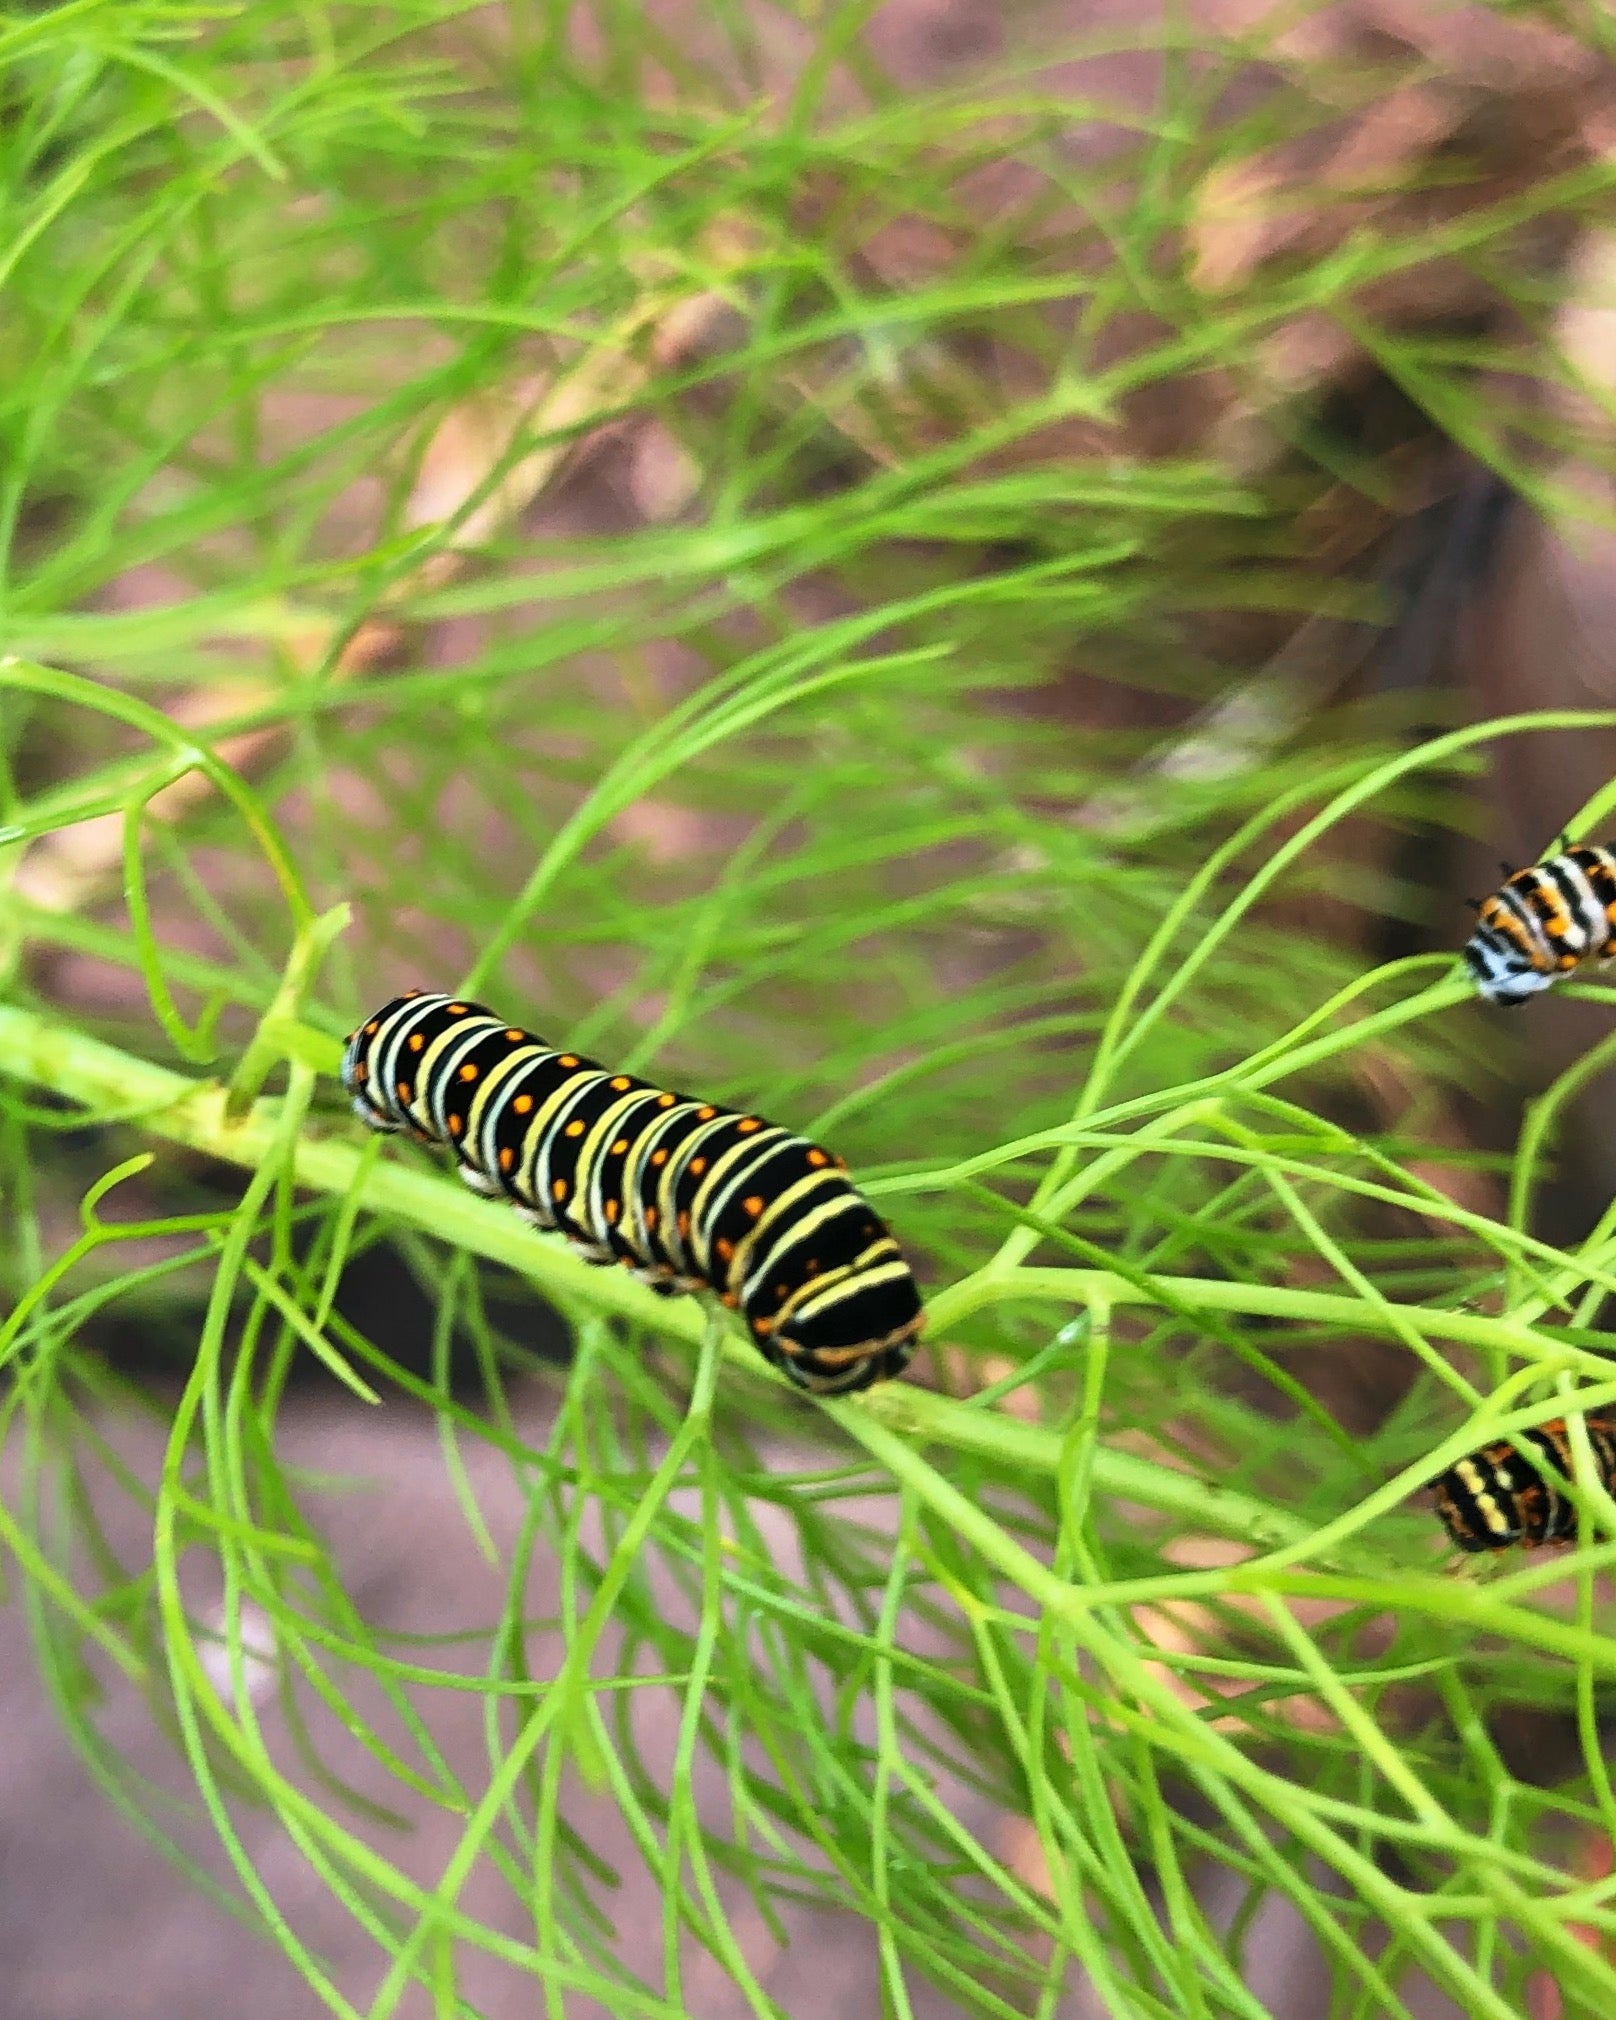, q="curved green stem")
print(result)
[0,1001,1318,1554]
